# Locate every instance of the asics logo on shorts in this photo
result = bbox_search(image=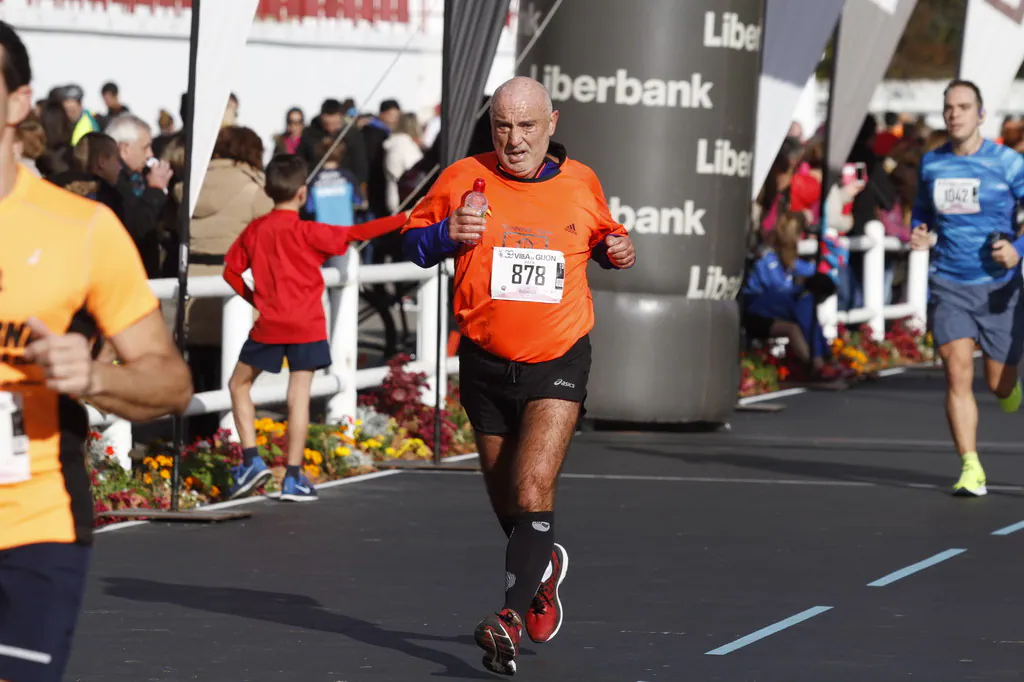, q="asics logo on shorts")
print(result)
[553,379,575,388]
